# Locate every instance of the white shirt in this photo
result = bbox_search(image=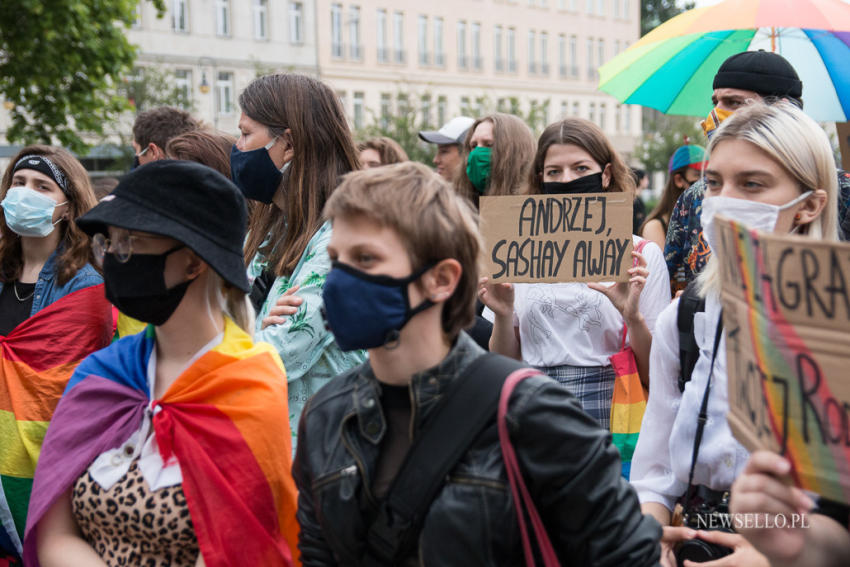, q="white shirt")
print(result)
[87,332,224,491]
[511,236,670,368]
[630,293,750,511]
